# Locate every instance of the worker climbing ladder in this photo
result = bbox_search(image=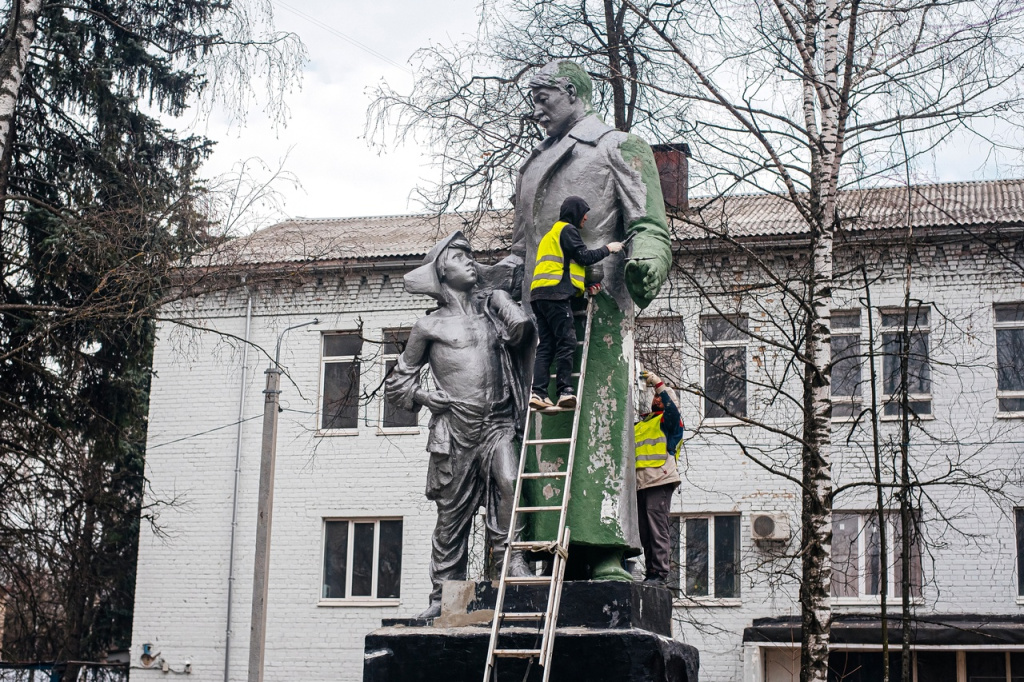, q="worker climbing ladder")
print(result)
[482,298,595,682]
